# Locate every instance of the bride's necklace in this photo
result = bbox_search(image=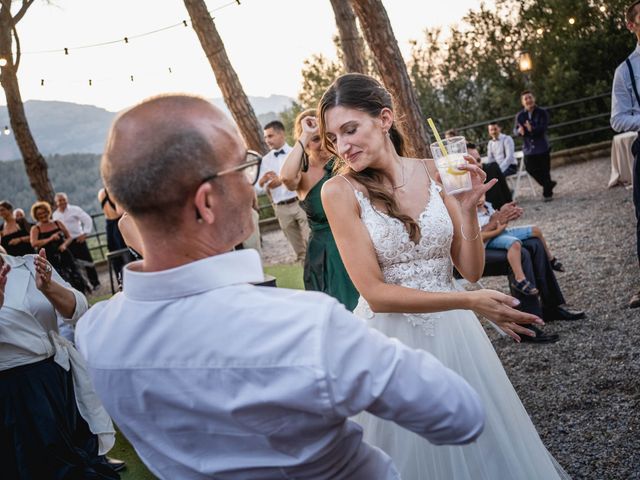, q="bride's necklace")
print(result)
[391,160,406,190]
